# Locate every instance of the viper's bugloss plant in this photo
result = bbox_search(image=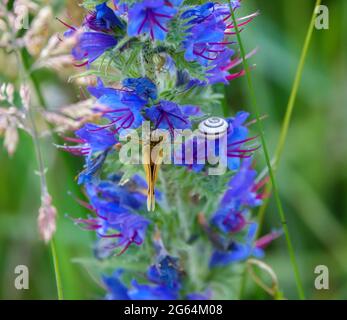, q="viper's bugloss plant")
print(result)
[59,0,281,299]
